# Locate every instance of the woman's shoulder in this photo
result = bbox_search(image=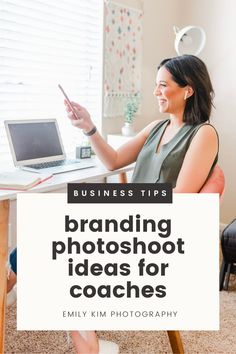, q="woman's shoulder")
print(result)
[188,122,219,155]
[190,122,218,143]
[142,118,169,139]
